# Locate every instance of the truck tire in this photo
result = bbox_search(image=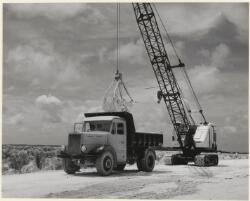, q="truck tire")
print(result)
[96,151,114,176]
[62,158,80,174]
[141,149,156,172]
[114,164,126,171]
